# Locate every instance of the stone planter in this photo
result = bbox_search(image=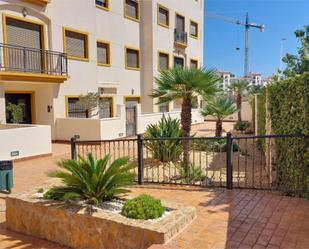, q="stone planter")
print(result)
[6,193,196,249]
